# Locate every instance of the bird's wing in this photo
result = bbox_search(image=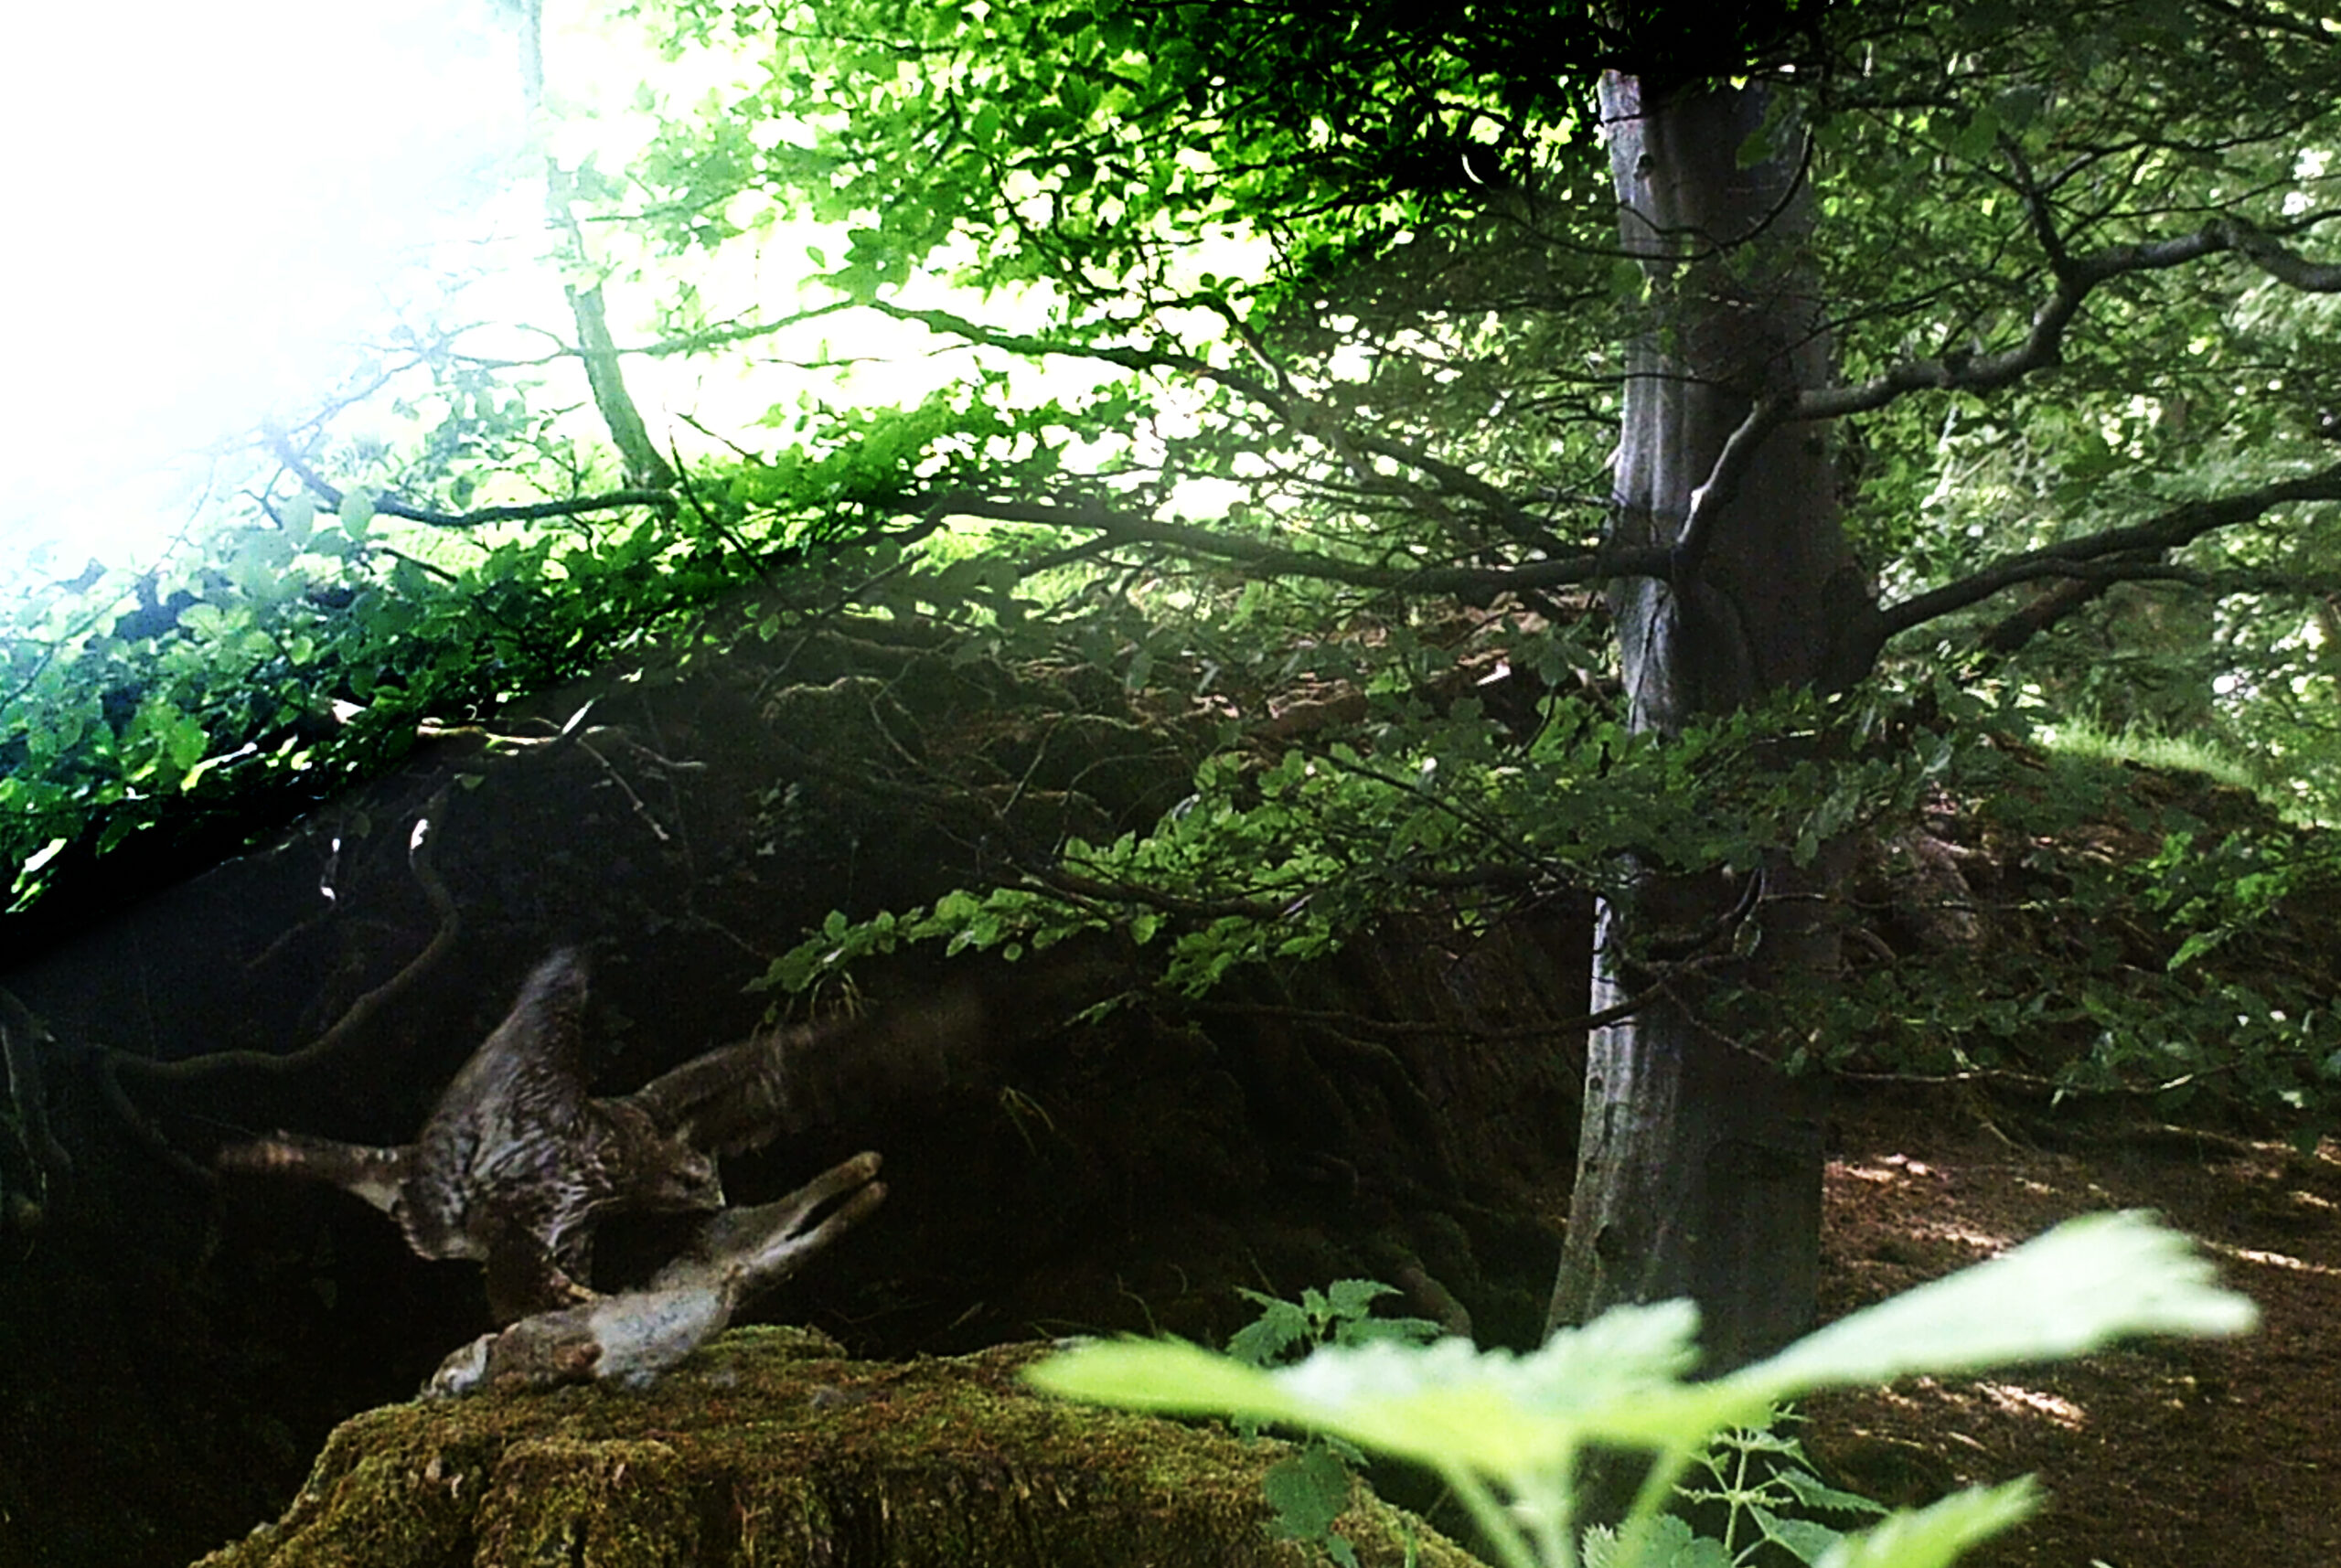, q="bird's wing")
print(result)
[392,950,601,1275]
[217,1132,412,1216]
[418,949,595,1174]
[620,989,988,1157]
